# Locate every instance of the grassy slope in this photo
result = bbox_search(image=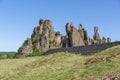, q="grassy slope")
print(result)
[0,46,120,80]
